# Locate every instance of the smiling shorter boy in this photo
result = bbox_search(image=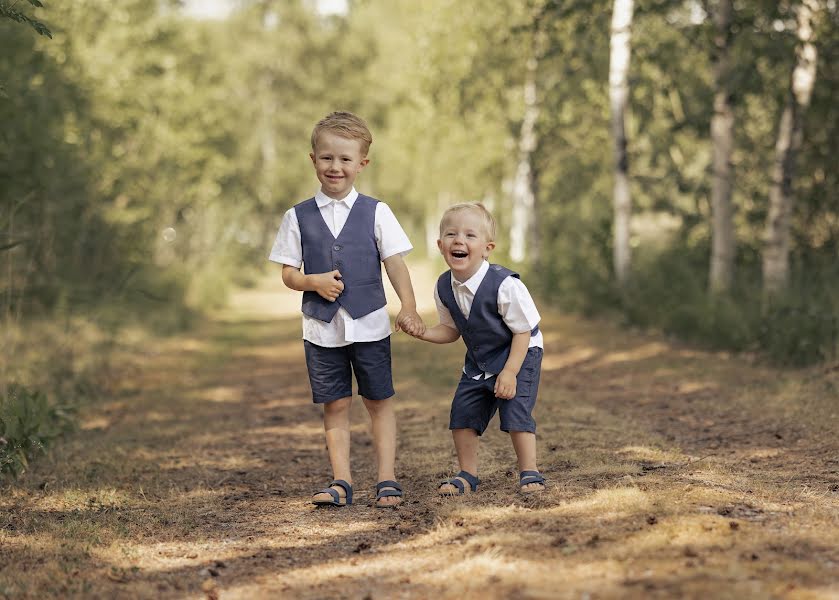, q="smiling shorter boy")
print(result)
[410,202,546,496]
